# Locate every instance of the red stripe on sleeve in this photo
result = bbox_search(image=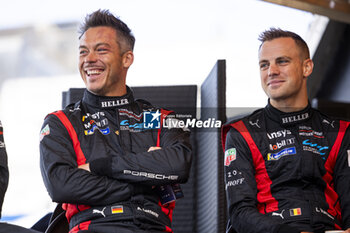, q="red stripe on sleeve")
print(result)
[69,220,91,233]
[164,225,173,232]
[232,120,279,213]
[51,111,86,166]
[323,120,350,224]
[154,108,175,229]
[50,111,90,223]
[156,109,173,147]
[221,124,232,151]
